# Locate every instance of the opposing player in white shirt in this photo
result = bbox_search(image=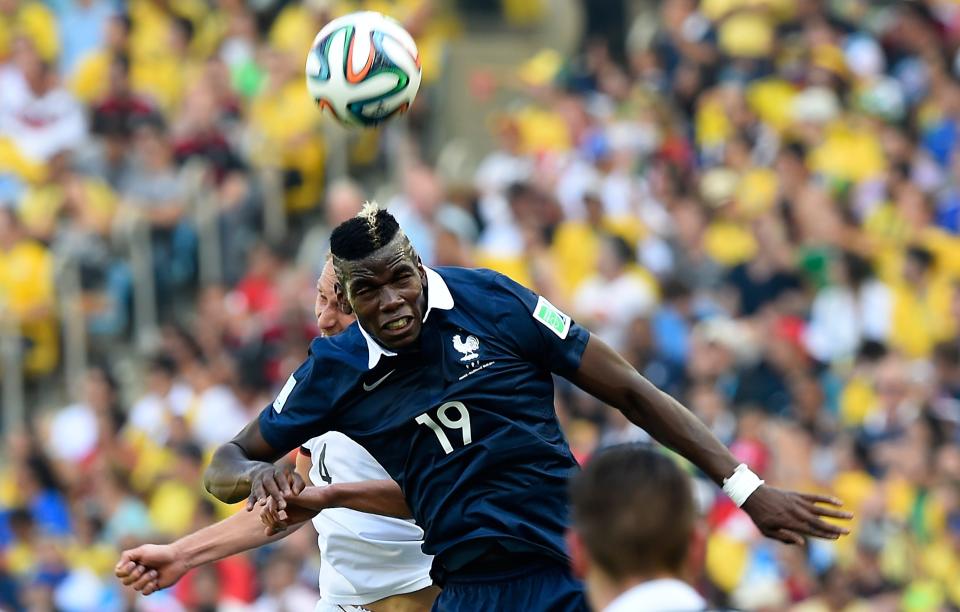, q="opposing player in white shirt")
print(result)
[116,260,438,612]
